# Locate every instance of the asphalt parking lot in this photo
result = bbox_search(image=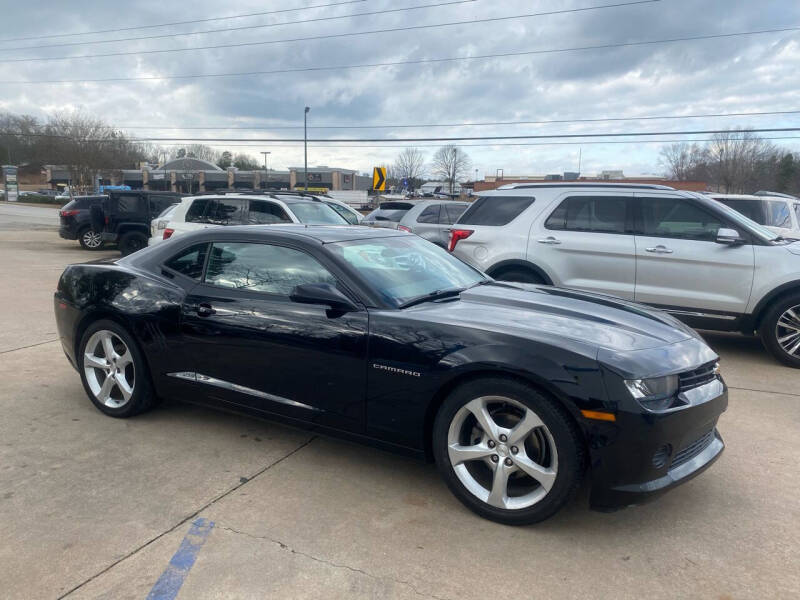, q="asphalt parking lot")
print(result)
[1,210,799,599]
